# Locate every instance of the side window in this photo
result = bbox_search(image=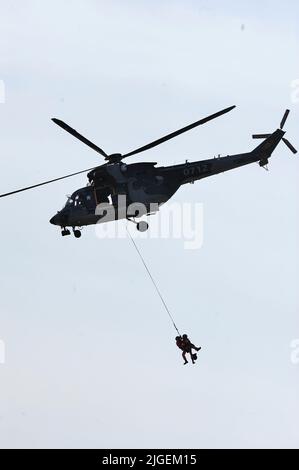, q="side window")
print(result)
[132,180,141,190]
